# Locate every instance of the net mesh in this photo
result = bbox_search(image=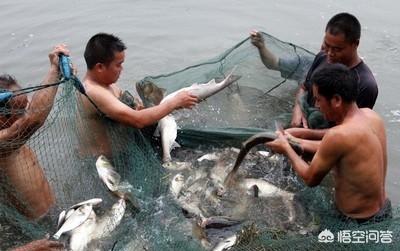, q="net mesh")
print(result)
[0,32,398,251]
